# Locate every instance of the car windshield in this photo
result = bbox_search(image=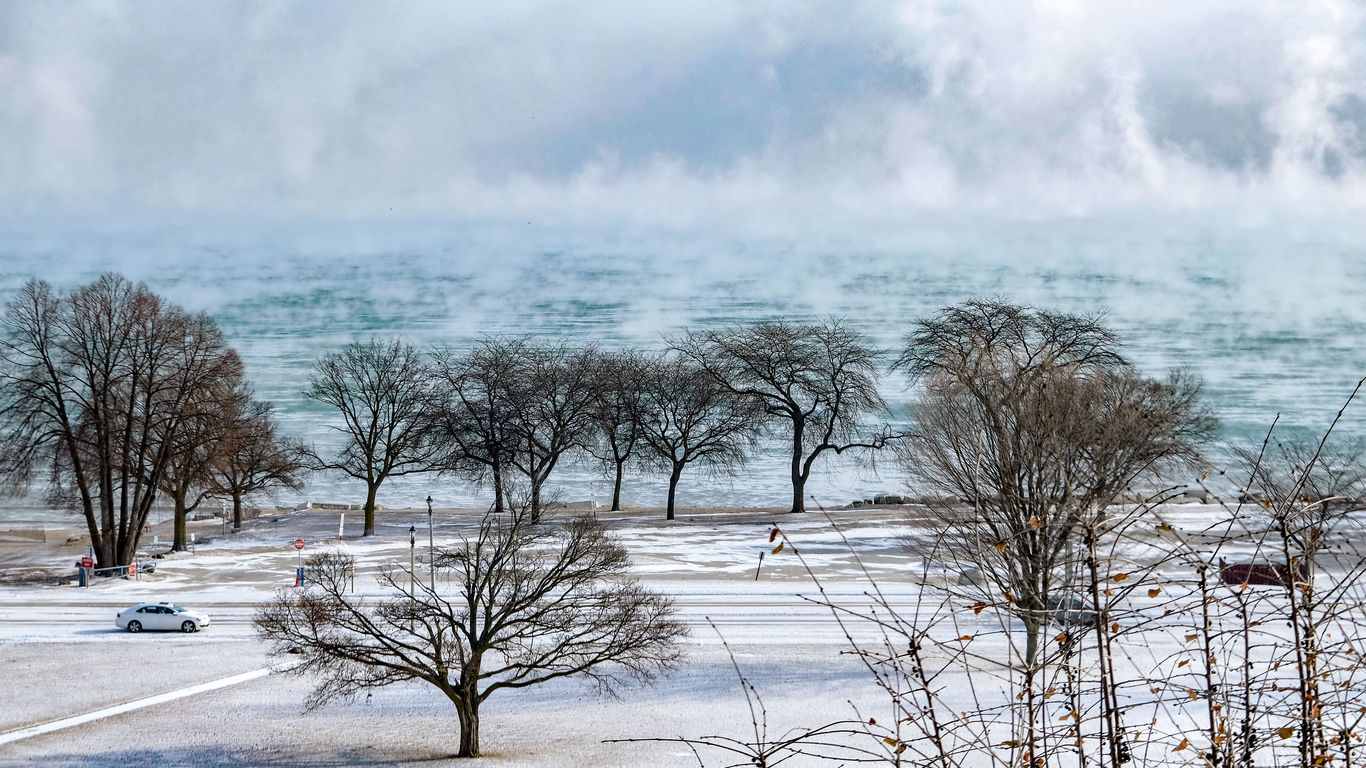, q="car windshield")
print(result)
[166,603,185,612]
